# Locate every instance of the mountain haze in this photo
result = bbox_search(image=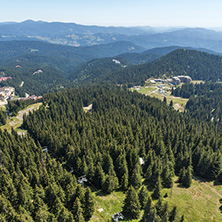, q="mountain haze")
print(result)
[1,21,222,53]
